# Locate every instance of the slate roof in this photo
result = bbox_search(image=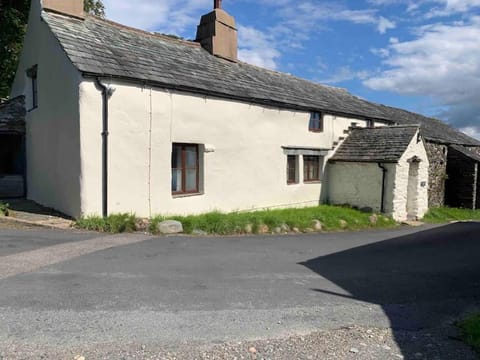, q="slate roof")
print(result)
[0,96,26,133]
[42,11,480,147]
[450,145,480,163]
[330,126,419,163]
